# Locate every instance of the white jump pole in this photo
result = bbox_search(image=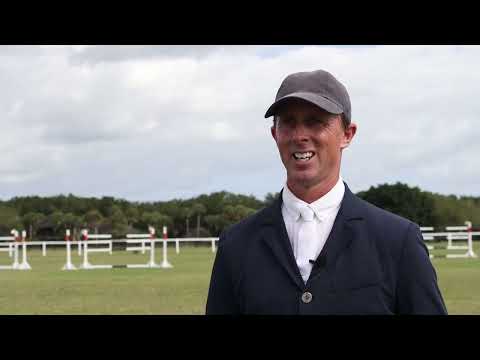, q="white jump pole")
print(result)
[176,239,179,254]
[12,243,19,269]
[42,242,46,256]
[147,226,160,268]
[211,238,216,253]
[78,229,83,255]
[160,226,172,268]
[62,229,76,270]
[18,230,31,270]
[11,230,19,269]
[79,229,91,269]
[465,221,477,258]
[447,233,453,249]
